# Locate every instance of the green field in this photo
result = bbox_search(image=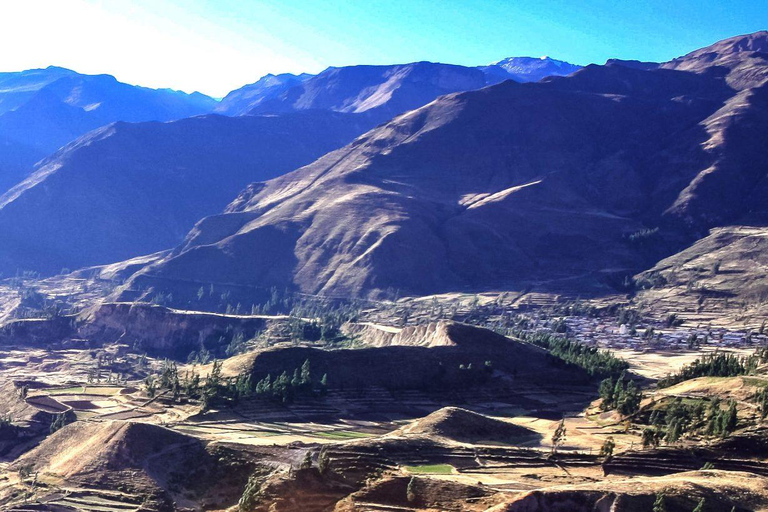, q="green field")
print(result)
[405,464,454,475]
